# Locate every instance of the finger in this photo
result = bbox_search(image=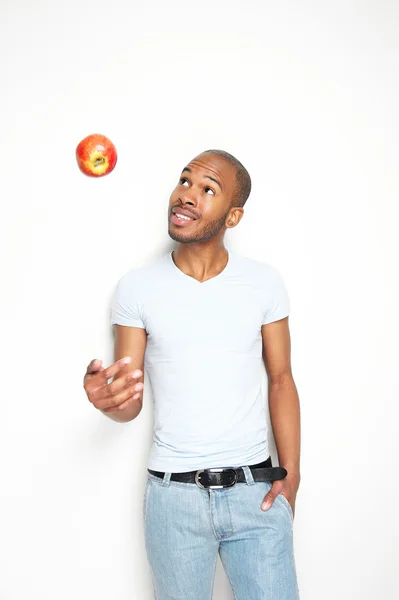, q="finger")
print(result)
[124,369,143,385]
[83,359,105,389]
[105,370,143,398]
[111,390,142,412]
[261,481,283,511]
[100,389,141,413]
[95,381,144,411]
[86,358,103,375]
[101,356,133,382]
[89,367,142,408]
